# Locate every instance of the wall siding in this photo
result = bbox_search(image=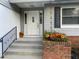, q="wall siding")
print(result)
[54,5,79,36]
[0,0,20,13]
[0,42,2,57]
[44,7,54,32]
[0,0,20,38]
[20,9,24,32]
[44,5,79,36]
[54,28,79,36]
[10,0,55,3]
